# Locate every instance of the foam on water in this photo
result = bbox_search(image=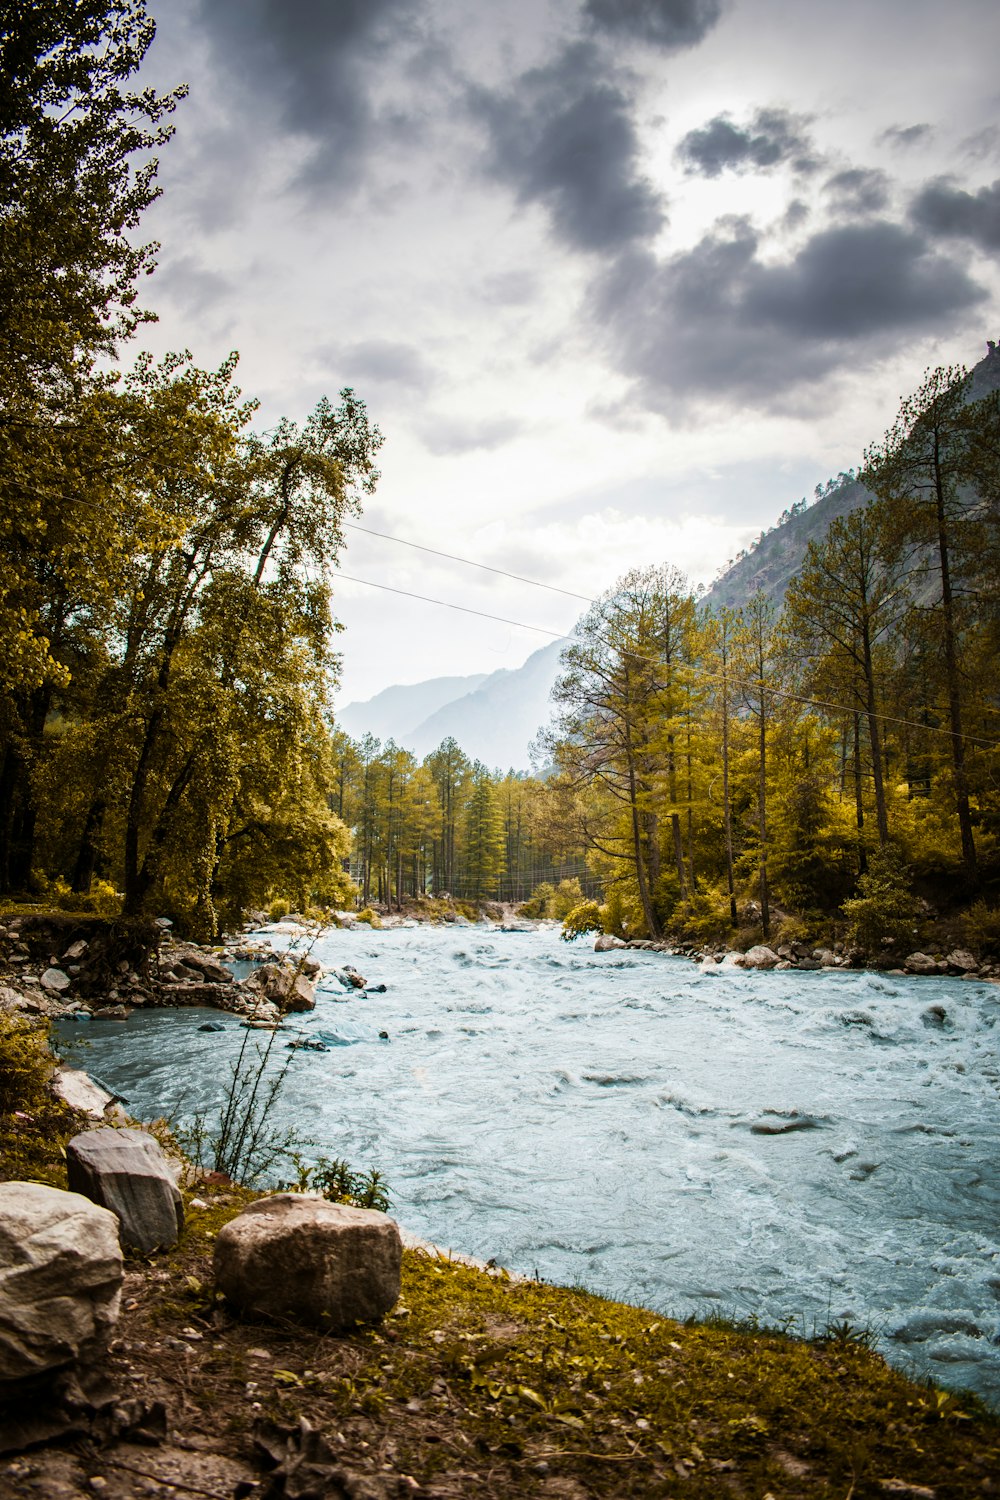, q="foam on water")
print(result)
[56,924,1000,1405]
